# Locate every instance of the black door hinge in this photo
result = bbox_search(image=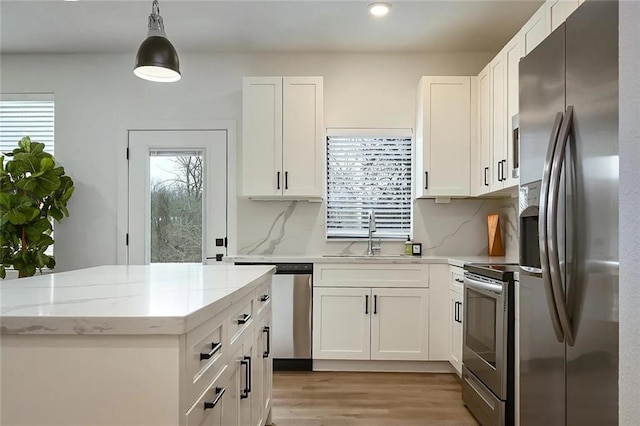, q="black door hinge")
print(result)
[126,233,129,246]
